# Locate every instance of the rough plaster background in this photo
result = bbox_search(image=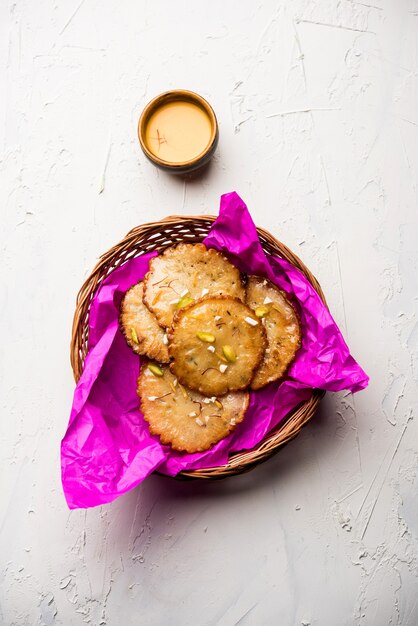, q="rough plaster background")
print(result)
[1,0,417,624]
